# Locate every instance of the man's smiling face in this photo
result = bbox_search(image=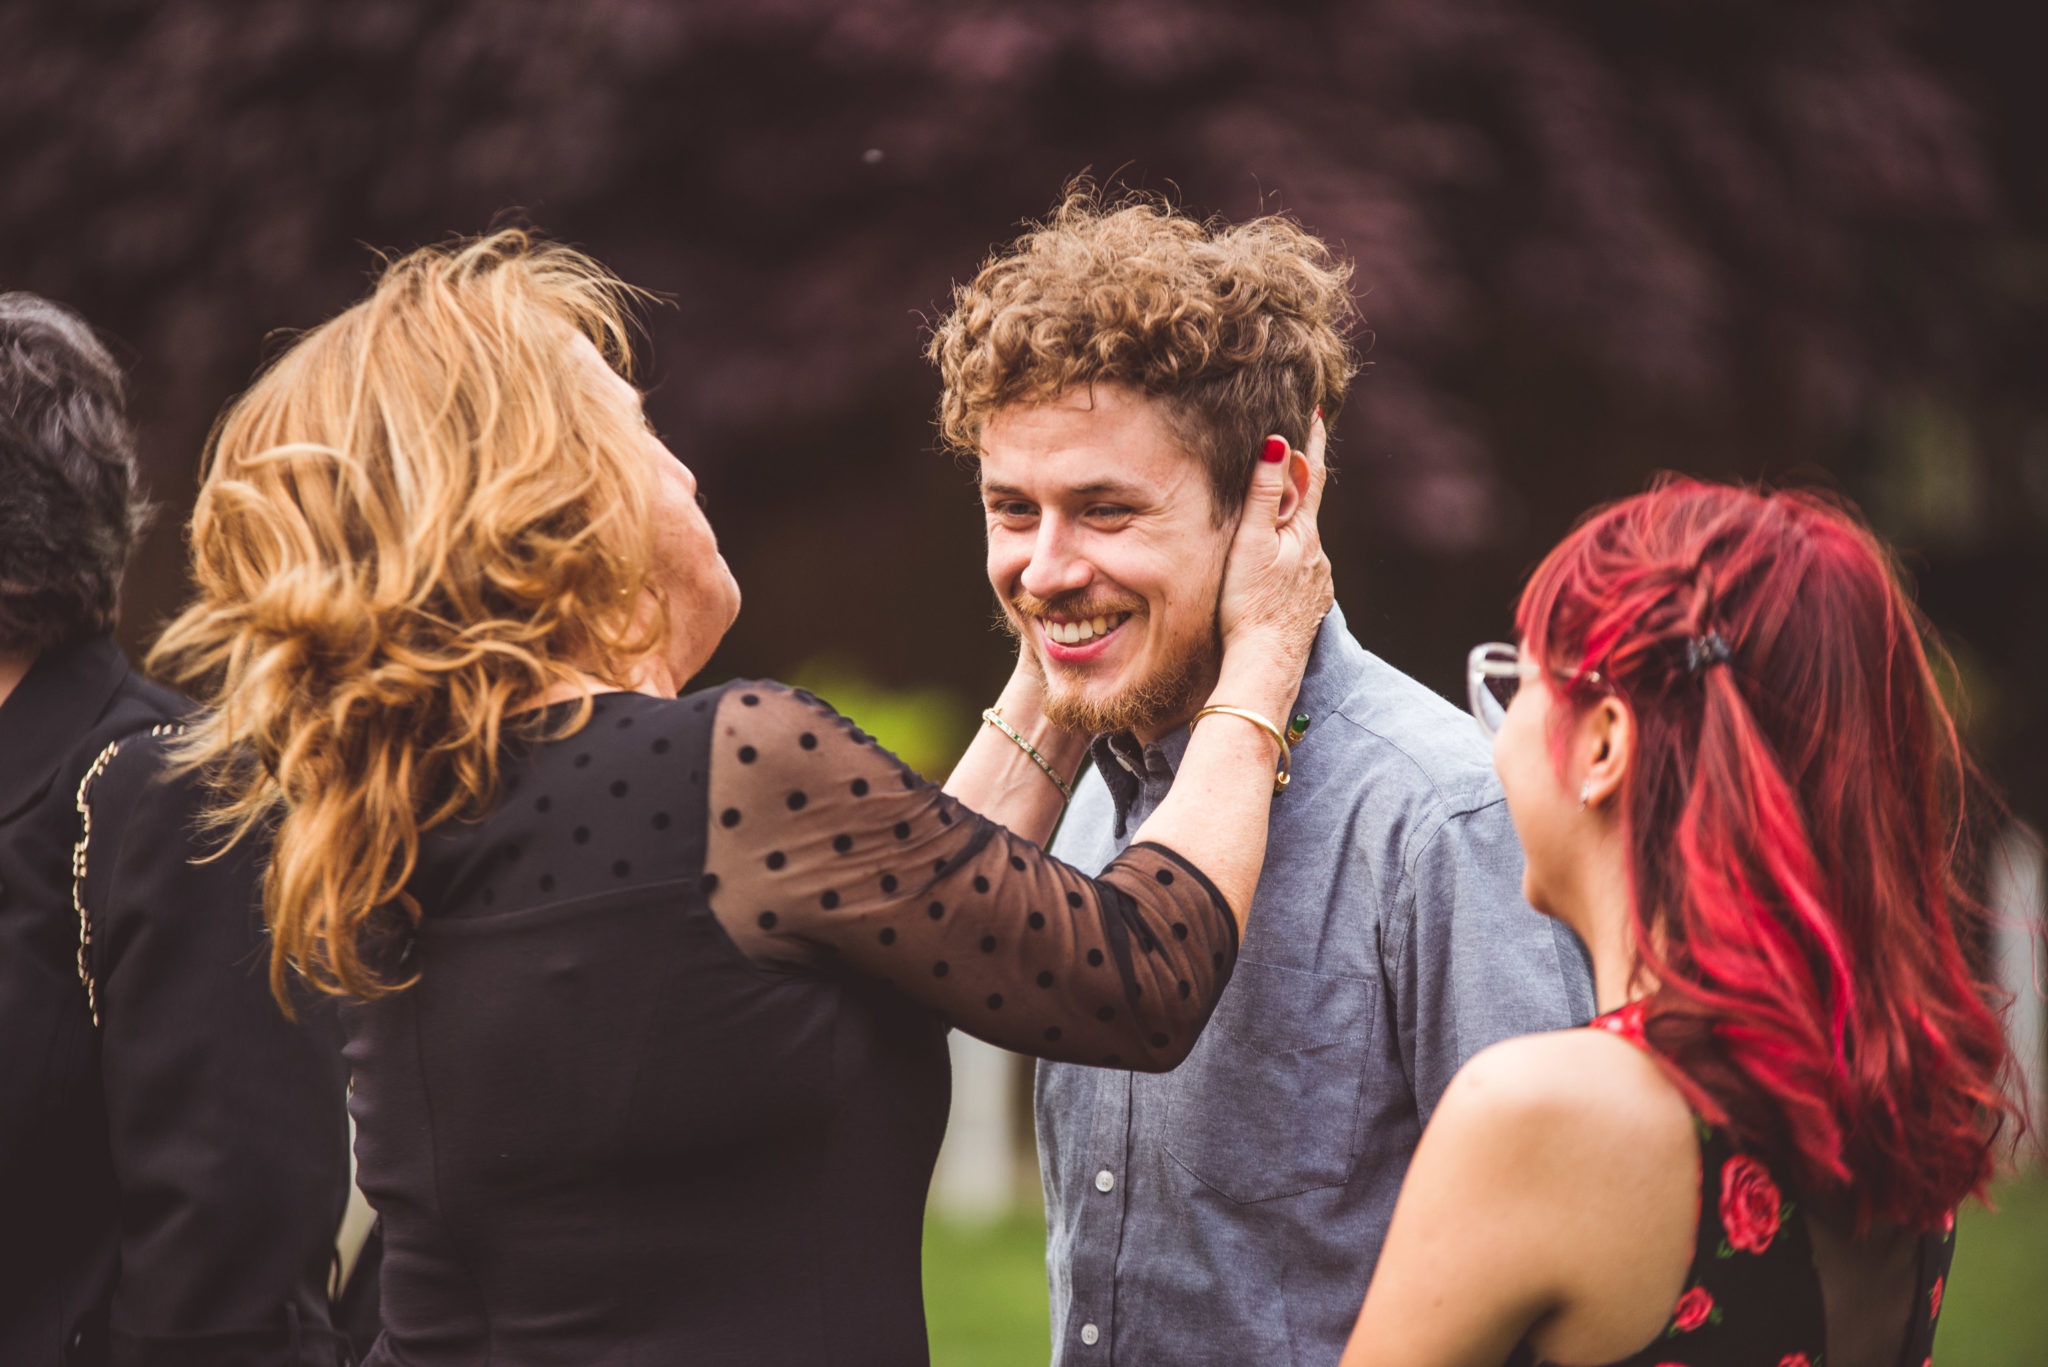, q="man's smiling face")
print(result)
[980,384,1231,740]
